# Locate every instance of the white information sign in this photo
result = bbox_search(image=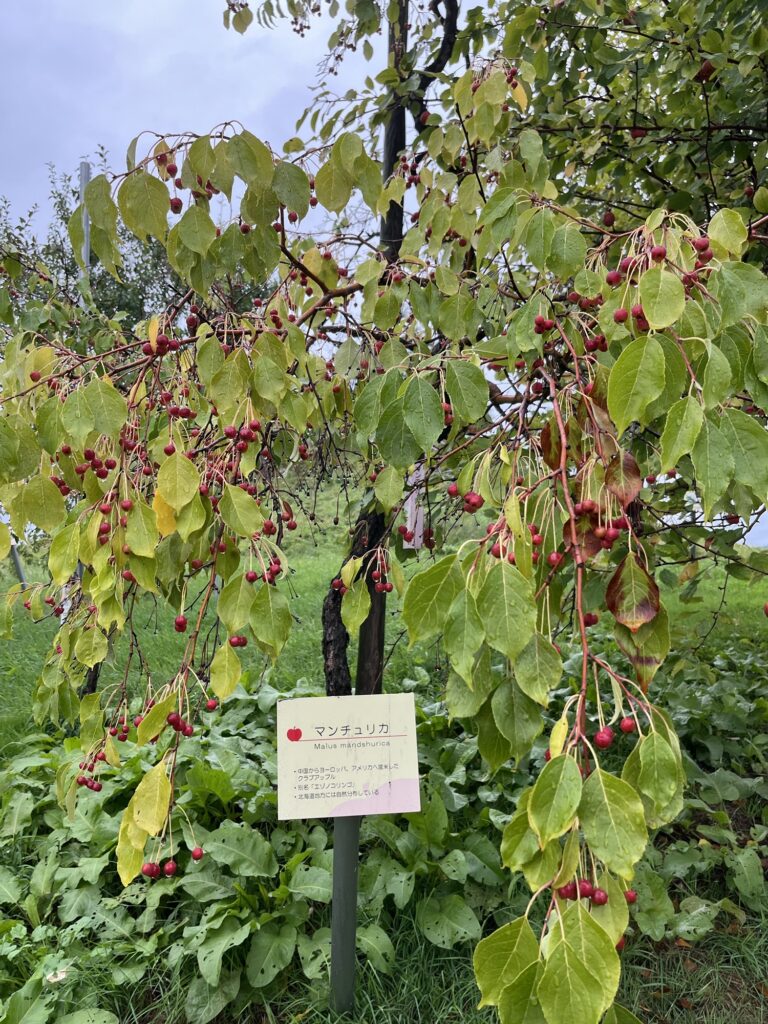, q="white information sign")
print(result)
[276,693,421,820]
